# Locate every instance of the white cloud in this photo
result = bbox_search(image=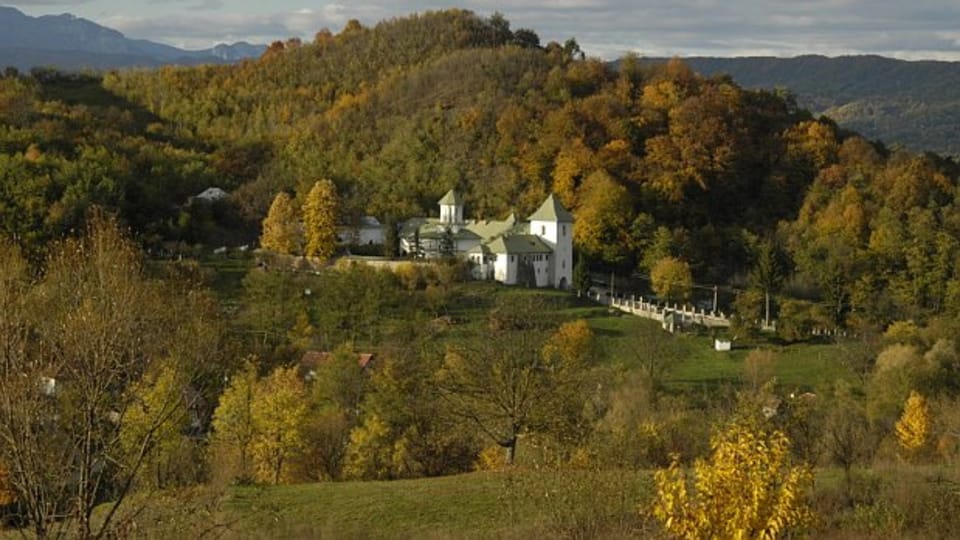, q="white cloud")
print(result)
[20,0,960,59]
